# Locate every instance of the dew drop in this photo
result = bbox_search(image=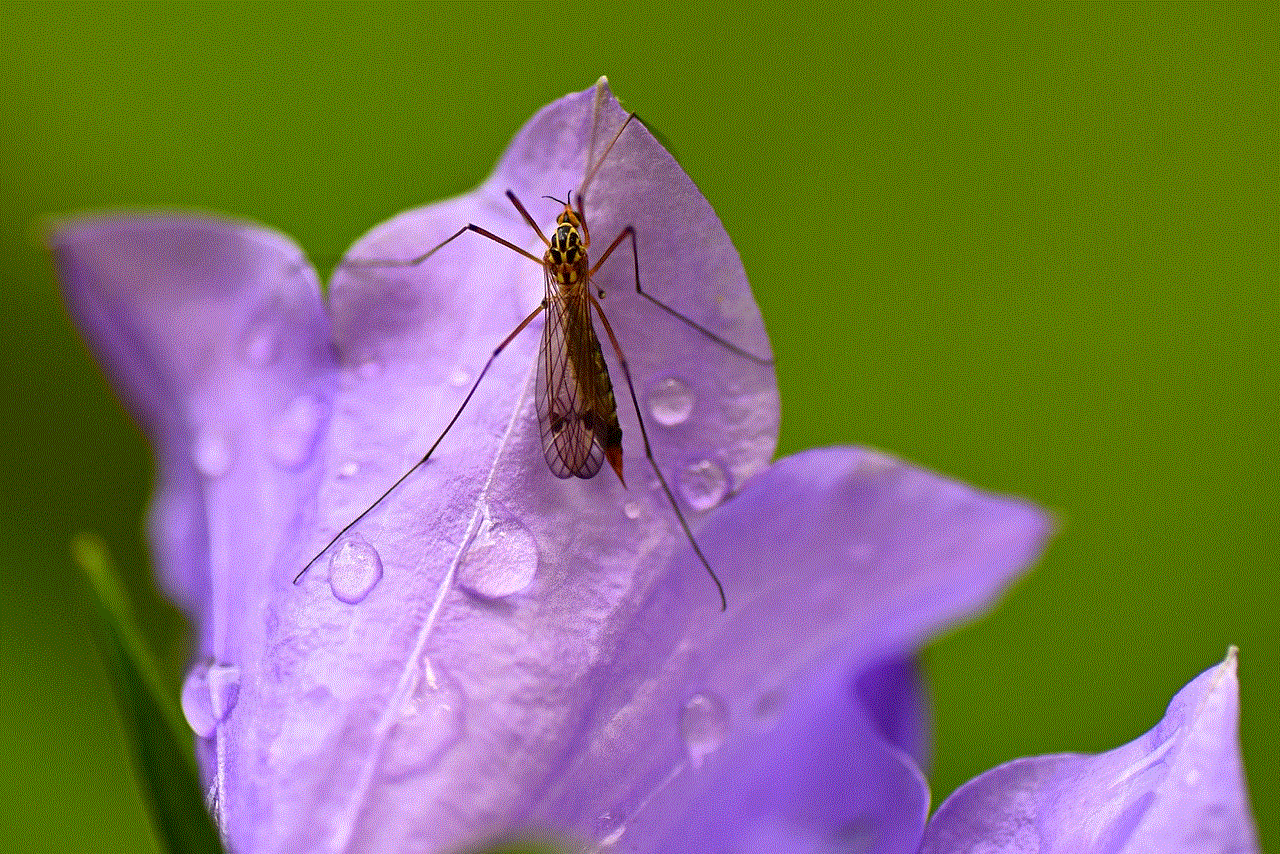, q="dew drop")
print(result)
[271,394,326,469]
[181,663,216,738]
[448,366,472,387]
[192,430,233,478]
[328,534,383,604]
[380,658,465,781]
[646,376,694,427]
[623,500,642,520]
[752,688,786,730]
[180,662,241,737]
[457,507,539,600]
[241,327,277,367]
[680,693,727,768]
[337,460,359,479]
[677,459,729,511]
[206,663,241,722]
